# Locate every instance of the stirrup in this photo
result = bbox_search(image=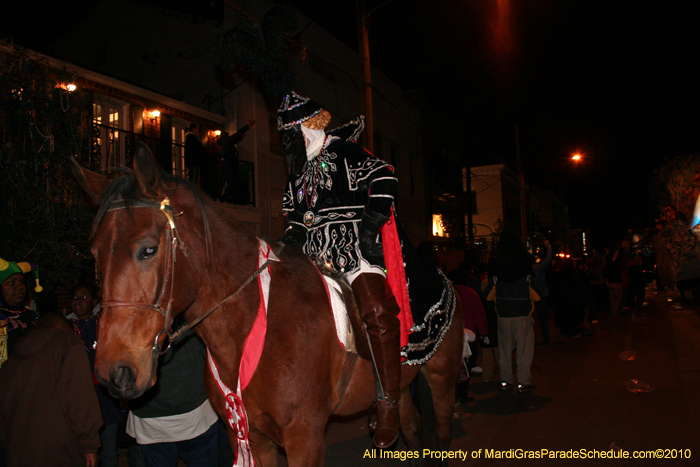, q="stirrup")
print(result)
[367,395,399,430]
